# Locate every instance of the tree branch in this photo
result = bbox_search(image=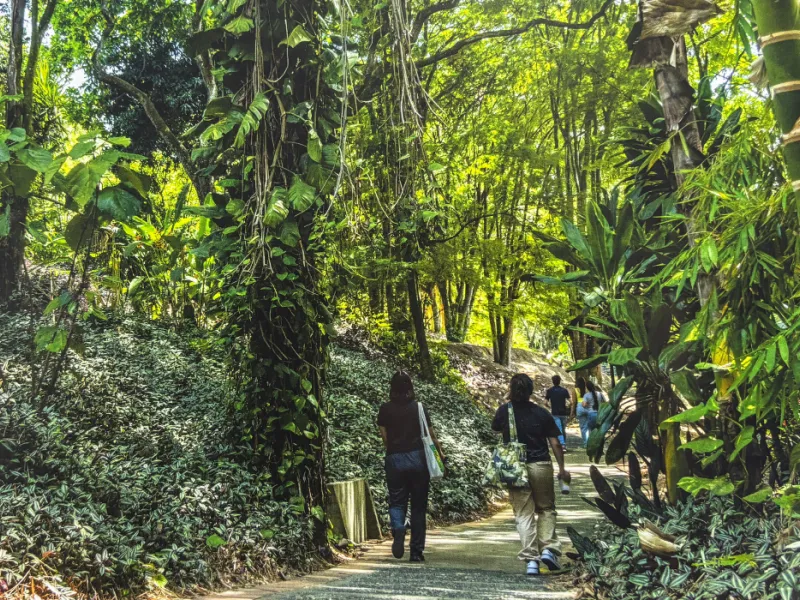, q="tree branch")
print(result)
[92,7,208,199]
[411,0,460,43]
[415,0,615,68]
